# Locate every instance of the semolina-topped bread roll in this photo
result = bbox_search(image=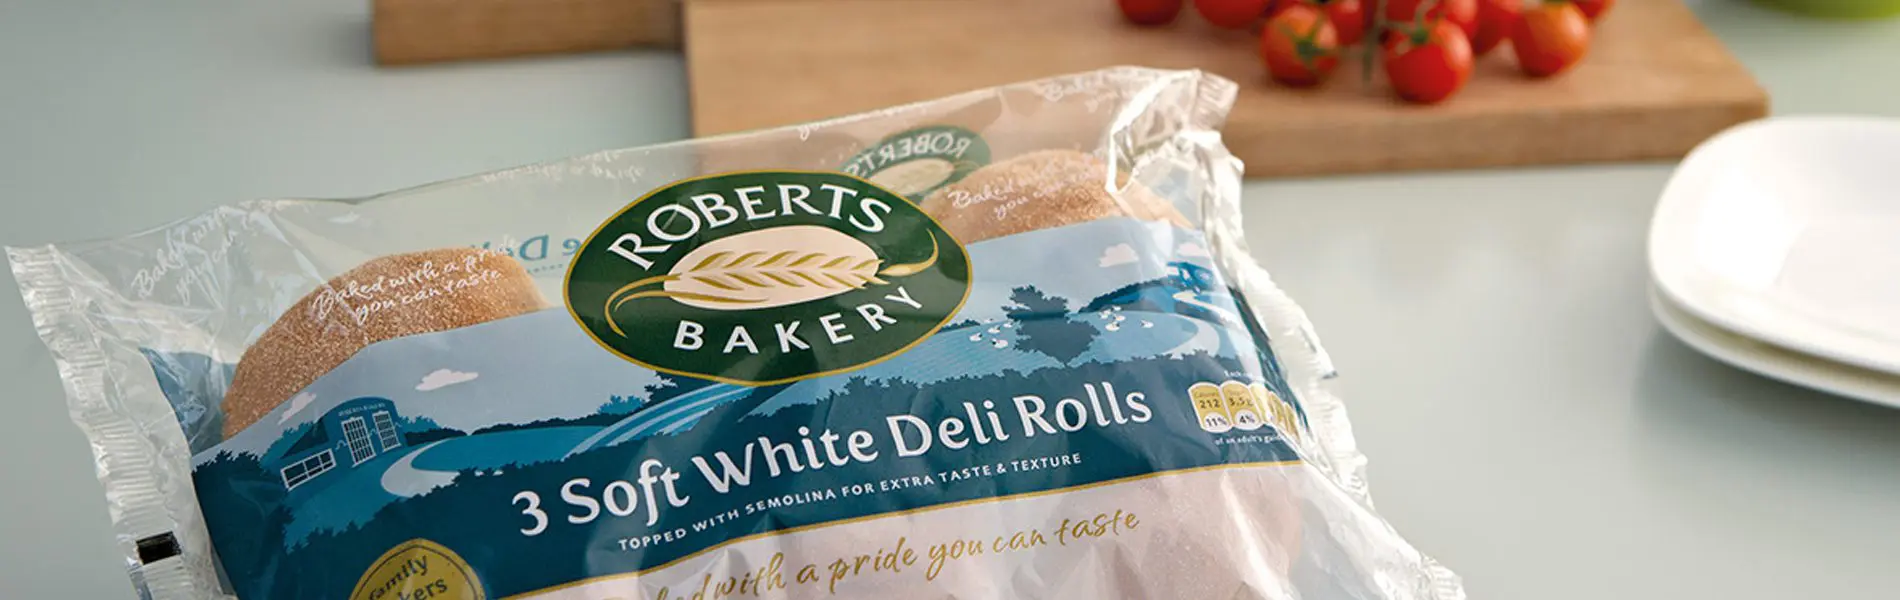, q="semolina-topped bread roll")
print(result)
[220,248,548,436]
[919,149,1192,243]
